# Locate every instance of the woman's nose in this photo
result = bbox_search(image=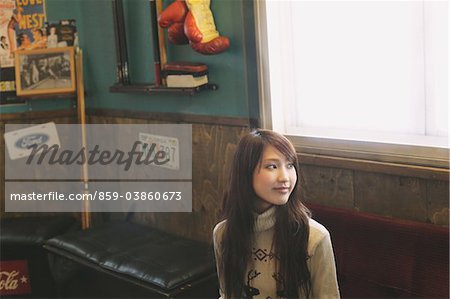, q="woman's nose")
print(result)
[277,167,289,182]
